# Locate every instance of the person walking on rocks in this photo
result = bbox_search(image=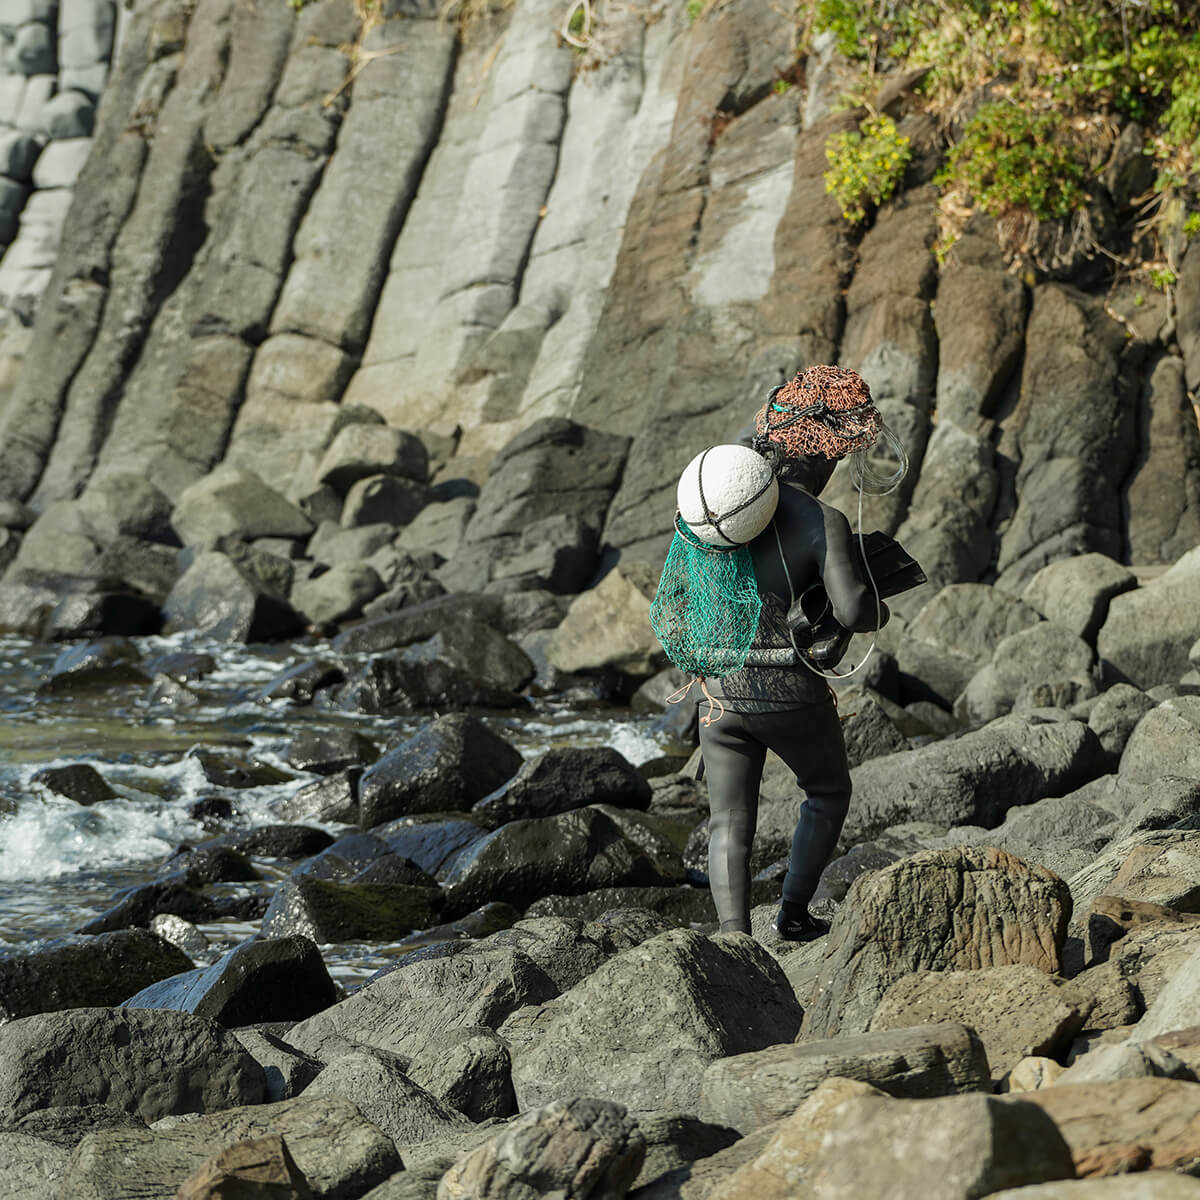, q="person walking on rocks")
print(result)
[651,366,908,941]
